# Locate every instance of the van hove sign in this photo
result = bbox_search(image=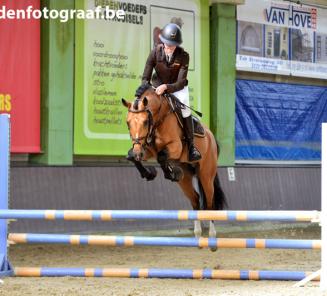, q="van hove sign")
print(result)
[265,3,317,30]
[236,0,327,79]
[237,0,327,32]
